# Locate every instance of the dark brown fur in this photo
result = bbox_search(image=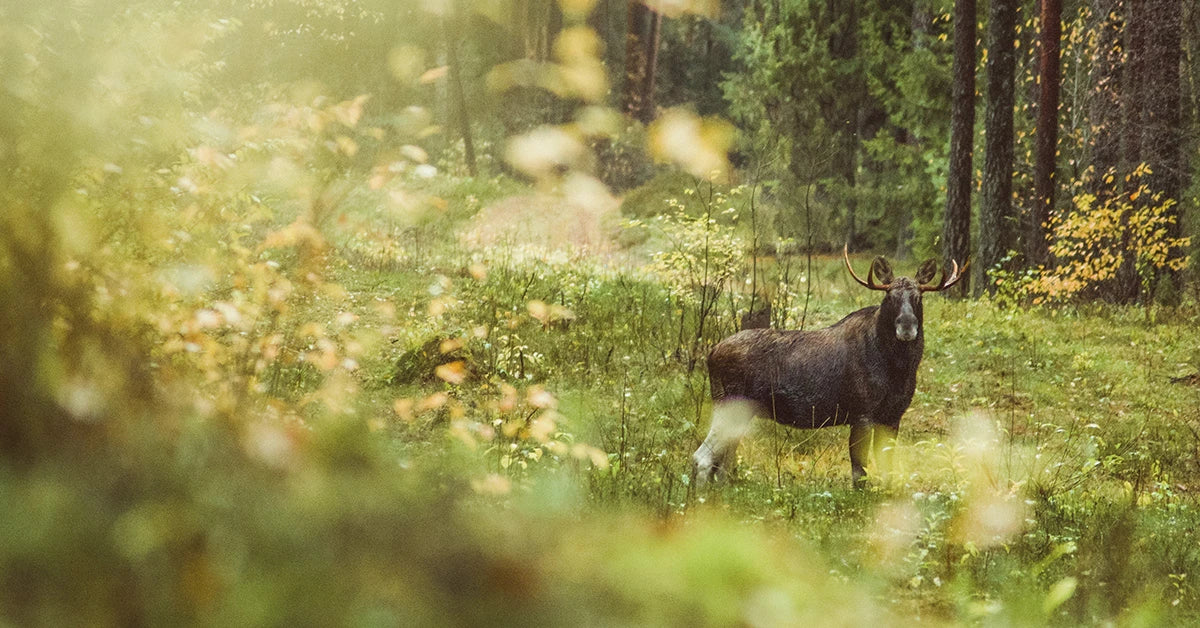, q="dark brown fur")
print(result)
[709,283,923,431]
